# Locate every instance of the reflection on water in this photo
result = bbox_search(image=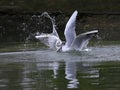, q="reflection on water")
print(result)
[0,43,120,90]
[65,61,79,89]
